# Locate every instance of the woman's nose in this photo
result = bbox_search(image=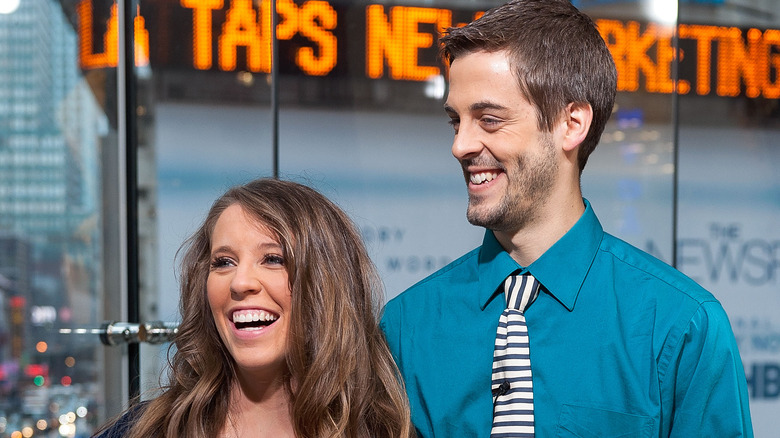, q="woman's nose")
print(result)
[230,264,261,296]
